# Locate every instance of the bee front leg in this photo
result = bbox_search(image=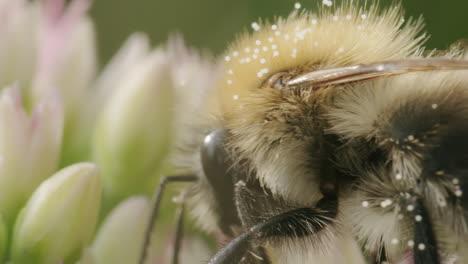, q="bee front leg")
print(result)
[208,194,338,264]
[139,175,197,264]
